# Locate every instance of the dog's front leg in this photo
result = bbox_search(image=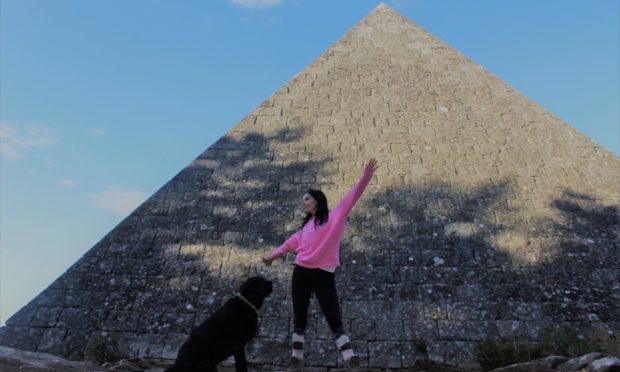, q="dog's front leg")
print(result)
[233,344,248,372]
